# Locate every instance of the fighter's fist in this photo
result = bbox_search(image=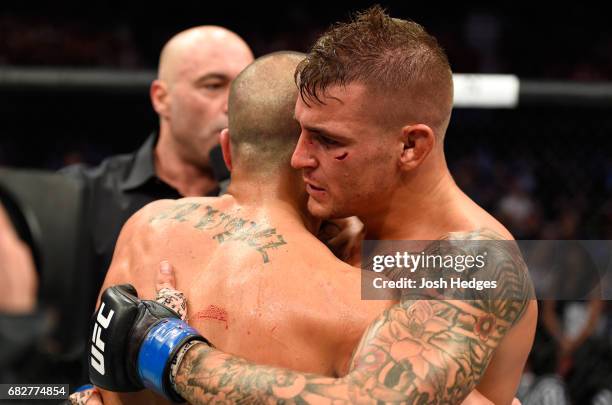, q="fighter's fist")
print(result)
[88,284,207,402]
